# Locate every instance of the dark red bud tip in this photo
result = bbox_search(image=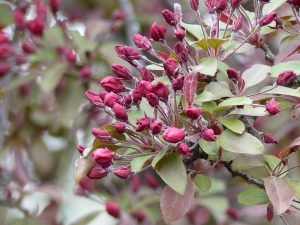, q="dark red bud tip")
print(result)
[113,103,128,121]
[92,128,113,142]
[136,116,151,132]
[231,0,243,8]
[260,12,277,26]
[276,70,296,86]
[163,127,185,143]
[176,142,189,155]
[215,0,227,14]
[50,0,61,14]
[262,133,278,144]
[163,58,179,78]
[149,22,167,41]
[265,98,280,116]
[150,120,163,135]
[26,18,45,36]
[227,68,240,81]
[189,0,199,10]
[113,10,126,21]
[76,145,85,155]
[115,45,141,61]
[133,34,152,51]
[112,64,133,80]
[114,122,126,133]
[92,148,114,167]
[184,106,201,120]
[133,210,146,223]
[80,66,92,78]
[202,129,216,142]
[100,76,125,93]
[65,49,77,63]
[162,9,176,26]
[226,208,239,220]
[145,172,158,189]
[114,166,132,179]
[87,165,108,179]
[105,201,121,218]
[175,27,185,41]
[288,0,300,8]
